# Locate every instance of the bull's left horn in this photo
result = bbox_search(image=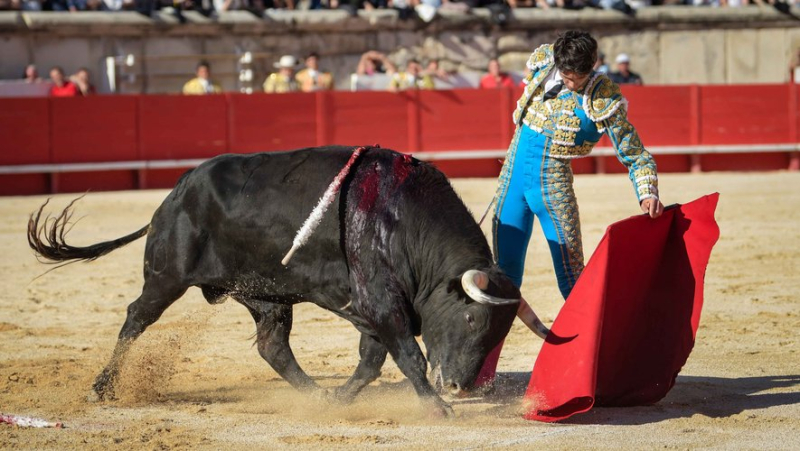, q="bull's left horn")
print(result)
[461,270,520,306]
